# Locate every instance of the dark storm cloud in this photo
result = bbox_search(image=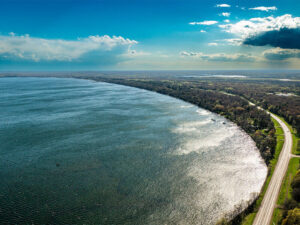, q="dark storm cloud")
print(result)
[243,28,300,49]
